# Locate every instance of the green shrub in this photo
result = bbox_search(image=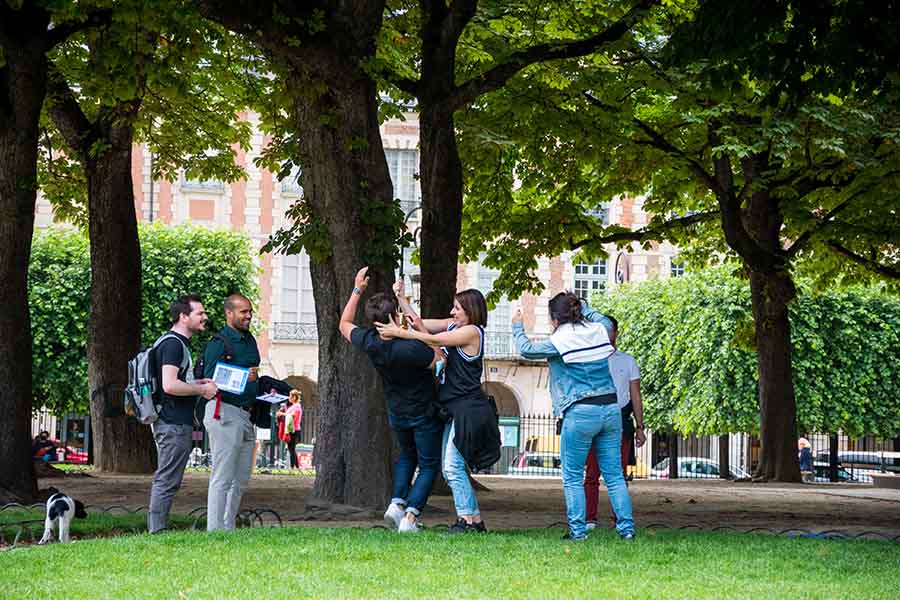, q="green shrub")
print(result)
[594,268,900,437]
[29,223,259,415]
